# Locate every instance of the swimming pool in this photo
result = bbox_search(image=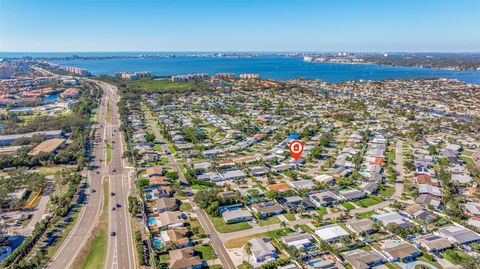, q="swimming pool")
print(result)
[145,193,154,200]
[148,217,156,226]
[153,239,164,249]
